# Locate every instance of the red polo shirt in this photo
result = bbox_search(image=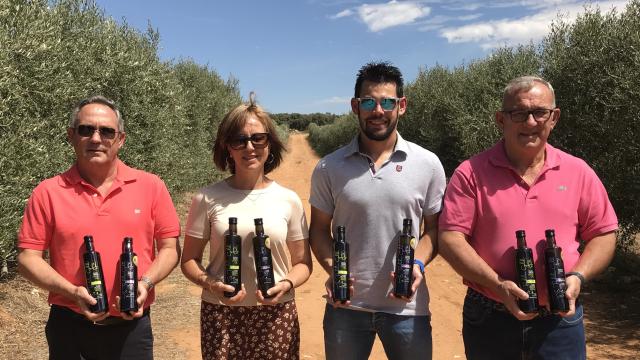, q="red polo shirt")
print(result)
[439,141,618,305]
[18,160,180,316]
